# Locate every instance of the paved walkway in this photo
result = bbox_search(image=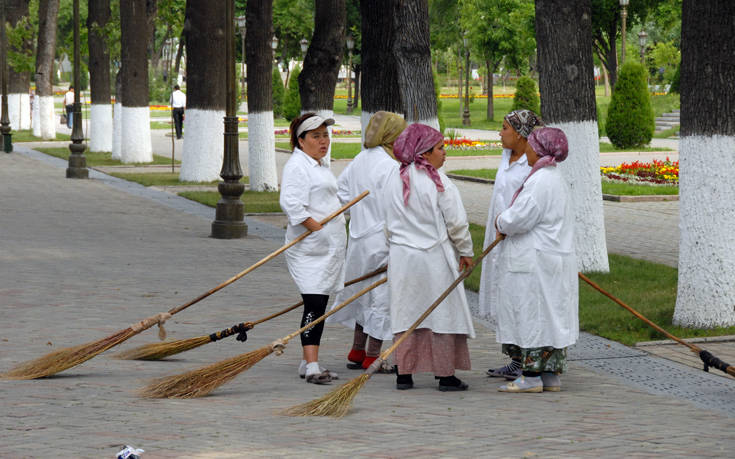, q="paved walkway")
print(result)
[2,143,735,458]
